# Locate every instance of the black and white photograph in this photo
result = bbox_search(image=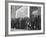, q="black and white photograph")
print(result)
[11,5,41,31]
